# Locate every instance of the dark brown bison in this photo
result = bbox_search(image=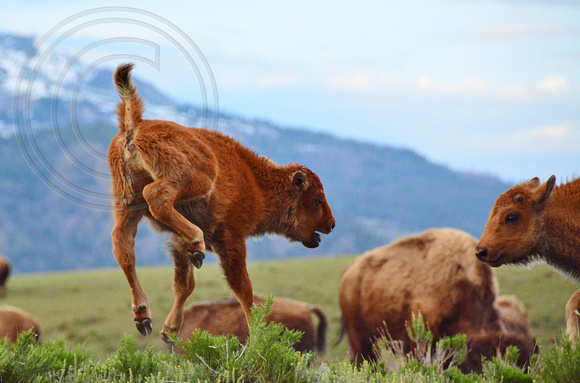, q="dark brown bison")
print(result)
[109,63,335,340]
[339,228,536,373]
[175,295,327,354]
[476,176,580,341]
[0,305,41,343]
[0,253,10,297]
